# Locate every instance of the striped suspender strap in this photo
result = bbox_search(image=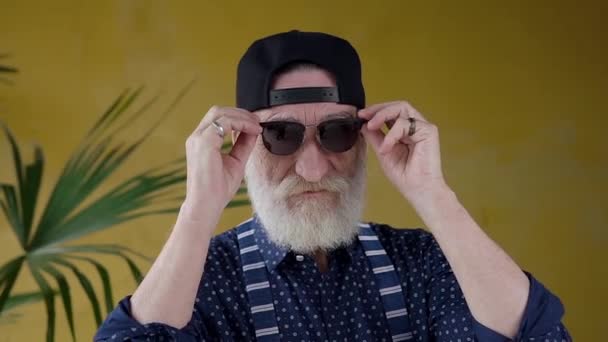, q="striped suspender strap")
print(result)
[236,223,281,341]
[358,223,414,342]
[236,220,413,341]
